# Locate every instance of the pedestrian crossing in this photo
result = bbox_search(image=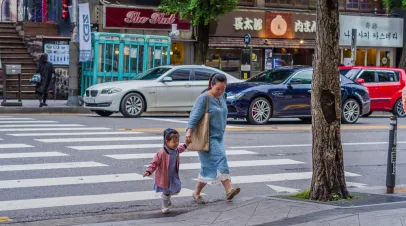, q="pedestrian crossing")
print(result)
[0,116,367,216]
